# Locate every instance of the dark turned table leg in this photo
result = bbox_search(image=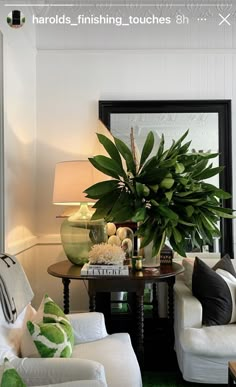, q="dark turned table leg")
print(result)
[62,278,70,314]
[136,293,144,367]
[89,295,96,312]
[167,277,175,345]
